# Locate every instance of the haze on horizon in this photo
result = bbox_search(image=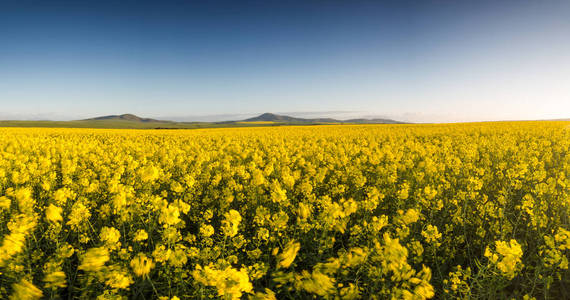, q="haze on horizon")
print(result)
[1,0,569,123]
